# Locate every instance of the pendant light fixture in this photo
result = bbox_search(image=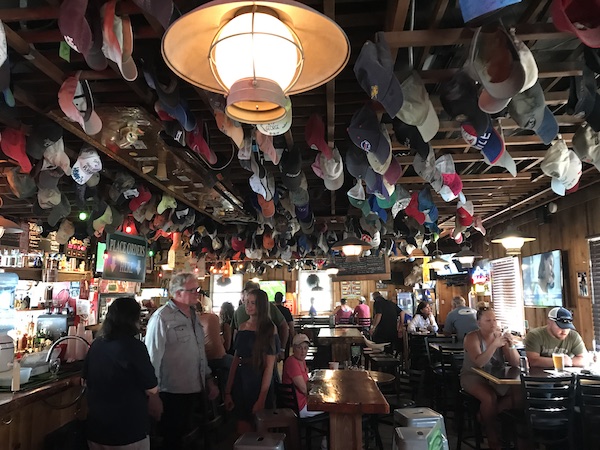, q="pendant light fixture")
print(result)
[161,0,350,124]
[491,226,535,255]
[428,241,448,271]
[454,244,481,267]
[332,236,370,263]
